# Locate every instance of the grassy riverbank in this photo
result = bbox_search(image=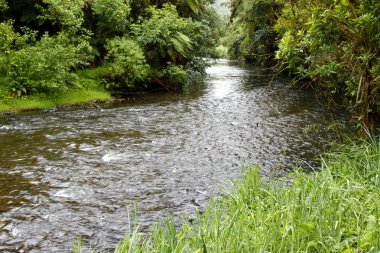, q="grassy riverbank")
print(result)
[0,89,111,113]
[89,138,380,252]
